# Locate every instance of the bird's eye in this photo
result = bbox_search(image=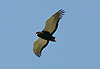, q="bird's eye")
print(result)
[36,32,39,36]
